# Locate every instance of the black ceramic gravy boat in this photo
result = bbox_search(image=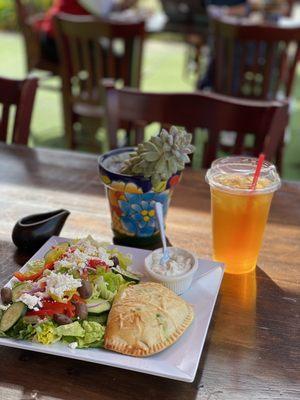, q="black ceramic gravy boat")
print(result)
[12,209,70,251]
